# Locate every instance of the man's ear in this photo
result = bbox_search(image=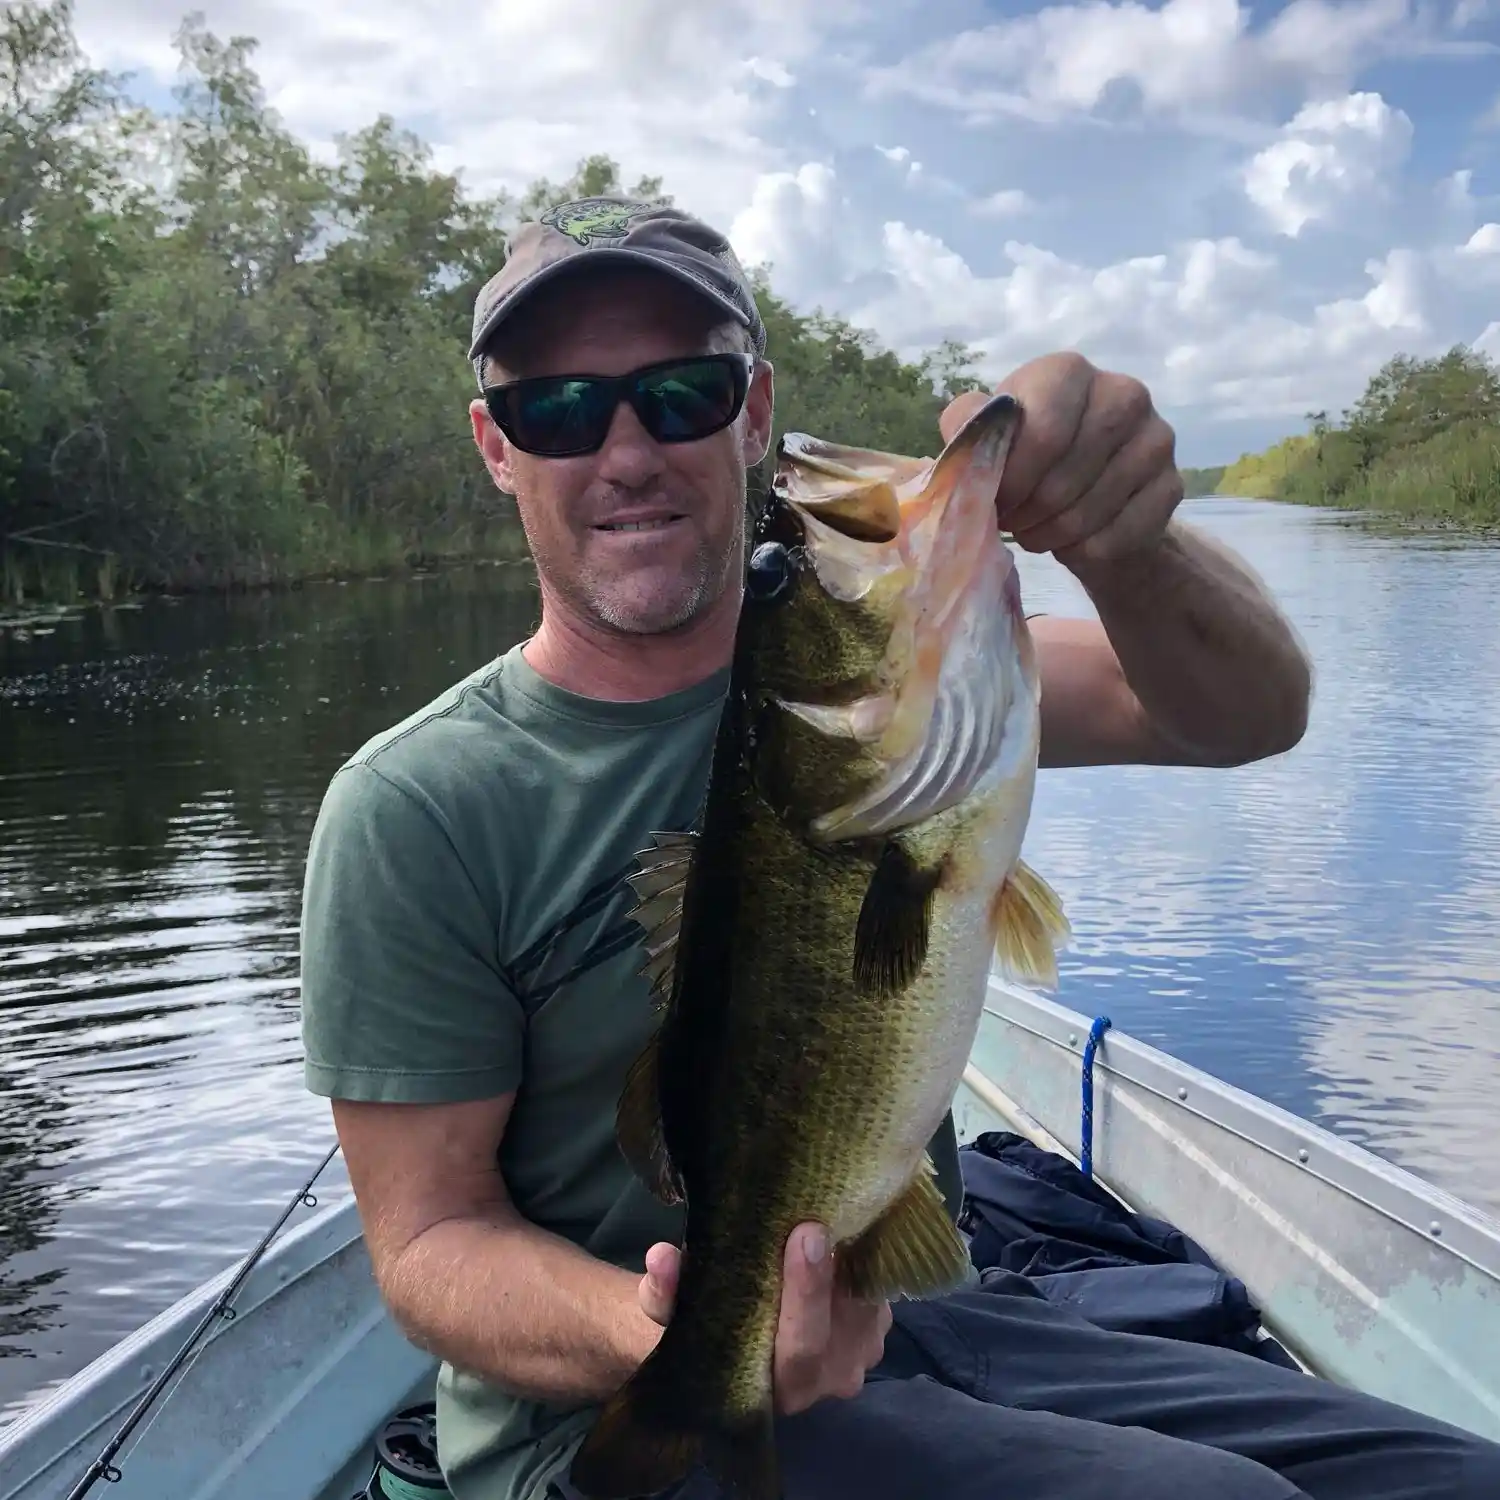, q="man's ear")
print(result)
[471,399,518,493]
[741,359,775,469]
